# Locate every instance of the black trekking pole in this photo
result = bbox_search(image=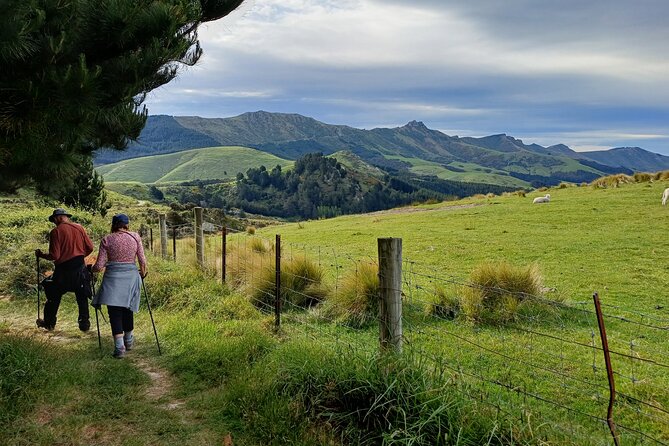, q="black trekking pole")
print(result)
[141,277,162,355]
[91,278,102,351]
[36,256,41,320]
